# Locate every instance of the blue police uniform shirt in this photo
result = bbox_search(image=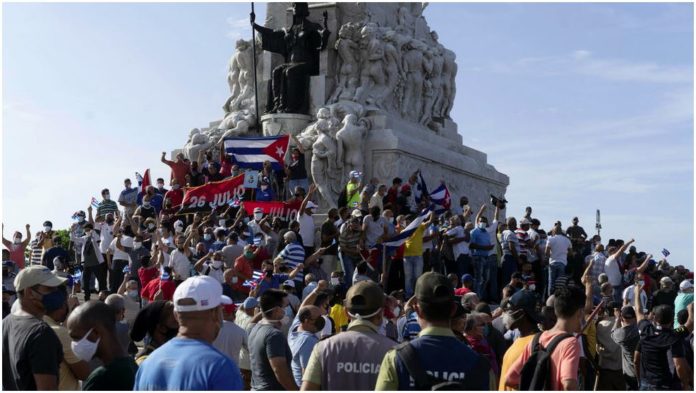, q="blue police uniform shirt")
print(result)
[134,337,243,390]
[395,327,489,390]
[469,227,491,257]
